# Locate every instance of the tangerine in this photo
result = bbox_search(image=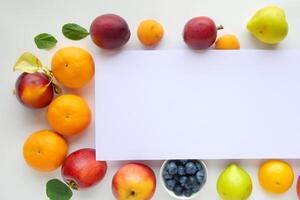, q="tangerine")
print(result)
[51,47,94,89]
[23,130,68,172]
[47,94,91,136]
